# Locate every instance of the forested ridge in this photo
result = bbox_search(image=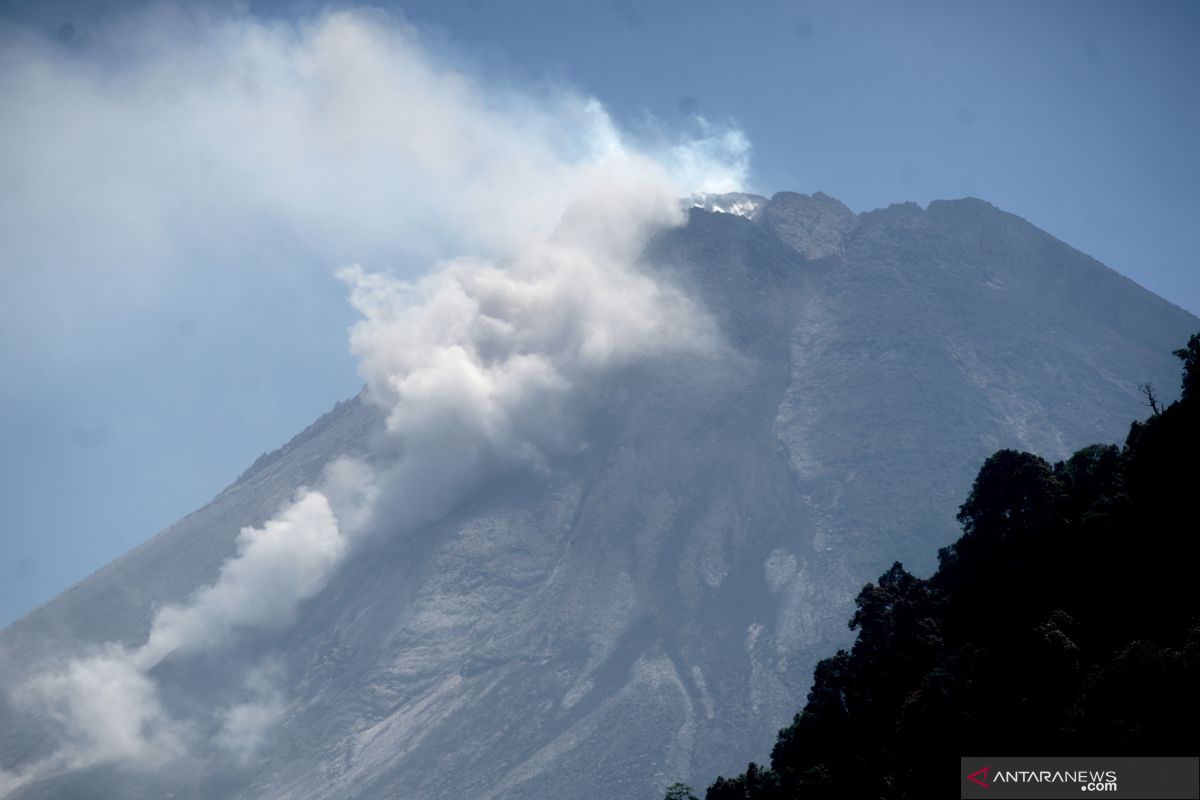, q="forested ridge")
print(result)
[667,334,1200,800]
